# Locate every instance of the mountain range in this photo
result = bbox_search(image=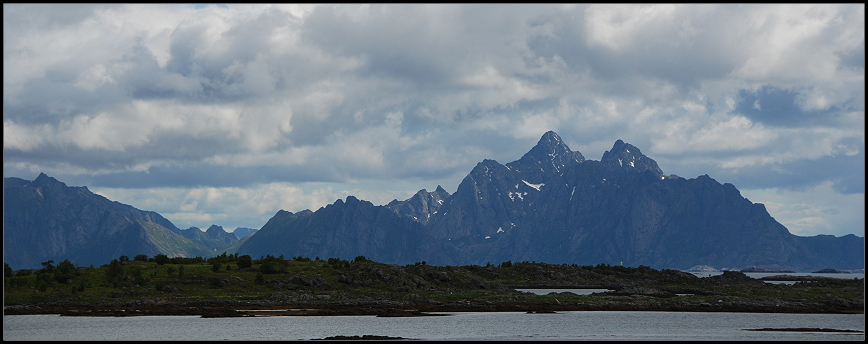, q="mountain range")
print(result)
[234,131,864,271]
[3,131,864,271]
[3,174,240,269]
